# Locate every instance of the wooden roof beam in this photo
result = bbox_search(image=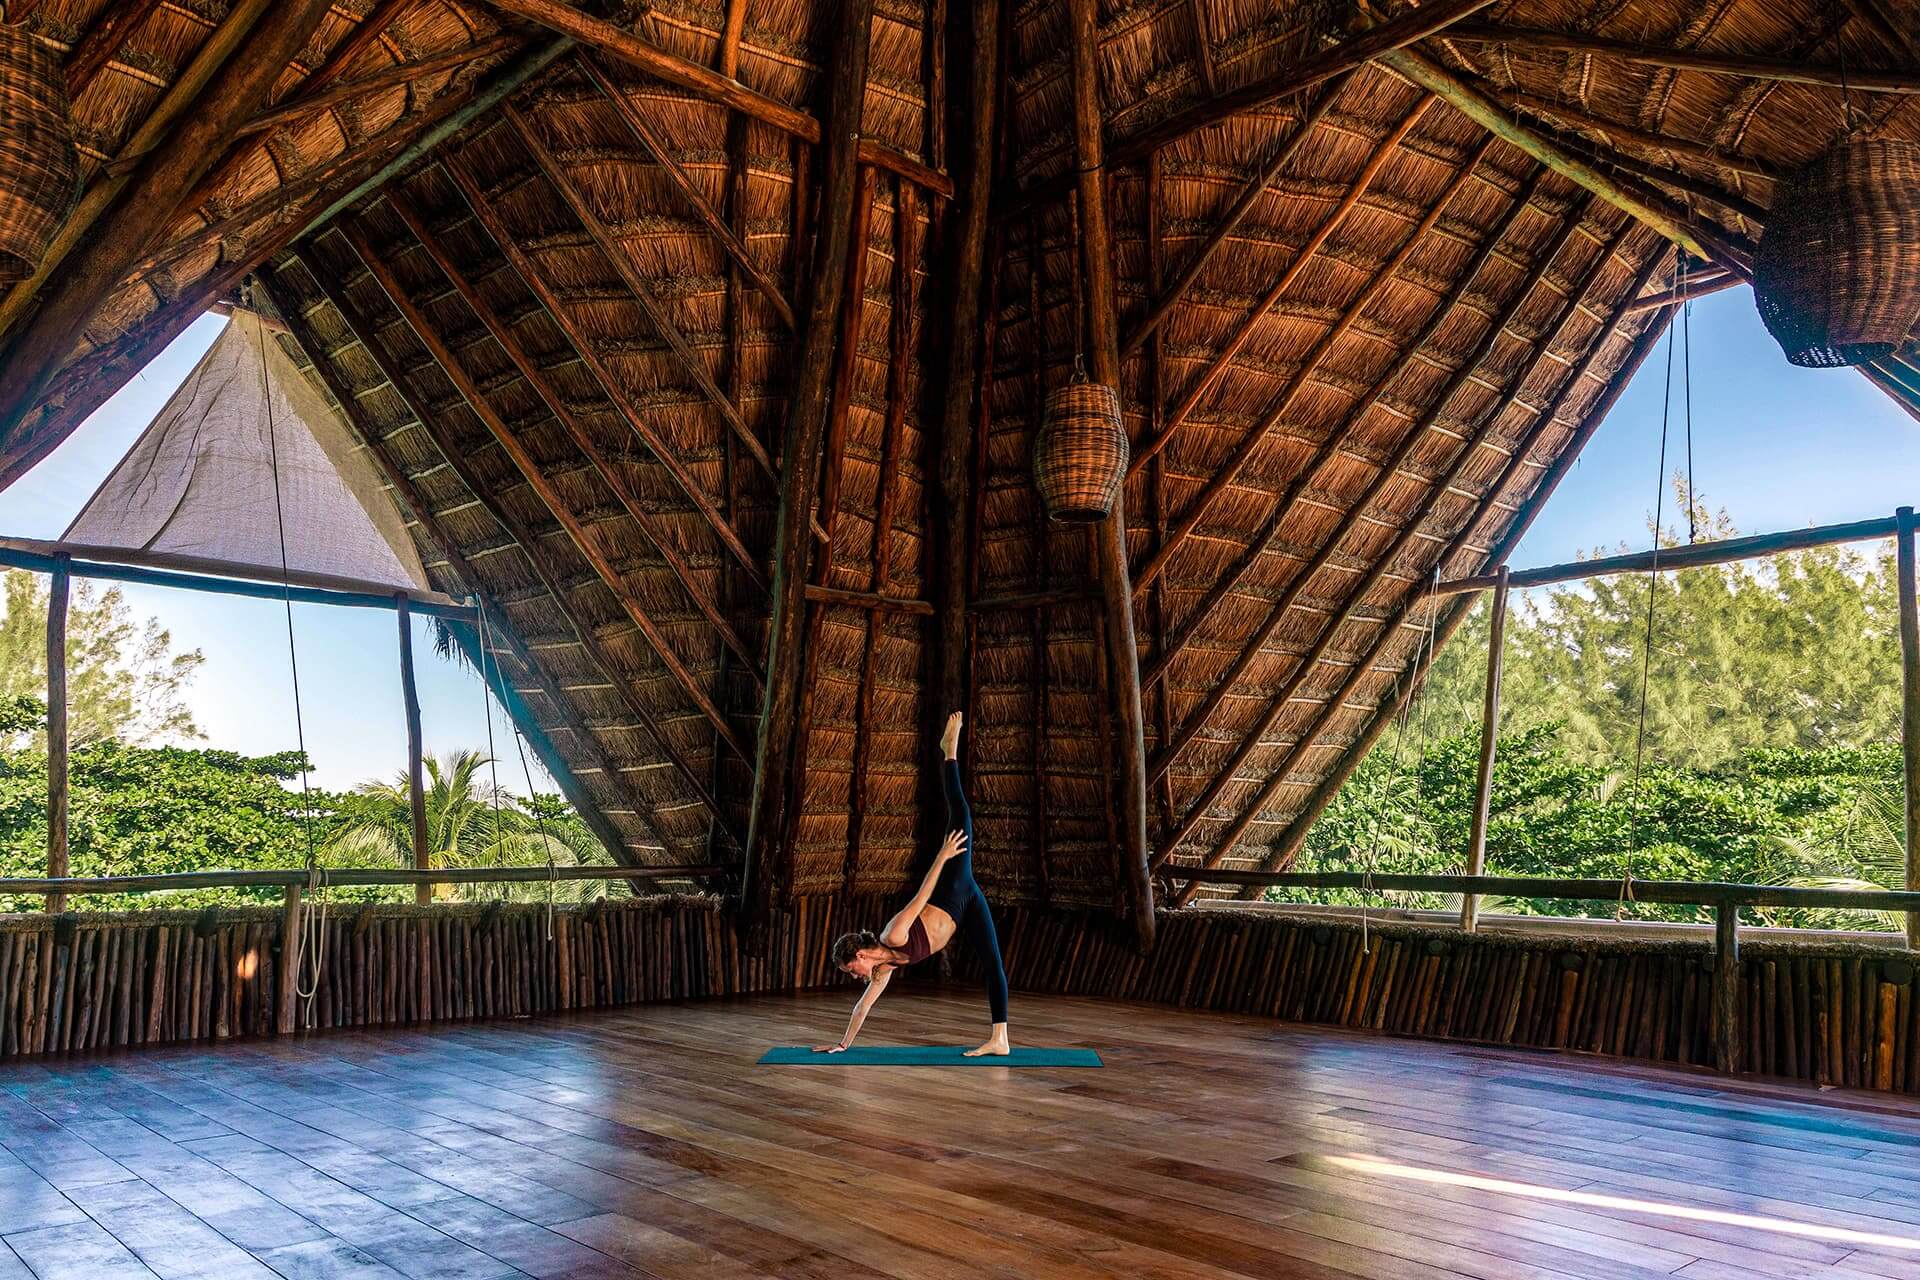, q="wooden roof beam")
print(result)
[381,186,765,687]
[1151,180,1584,870]
[296,239,736,854]
[1128,95,1436,545]
[475,0,953,198]
[1202,226,1660,902]
[741,0,874,917]
[501,102,823,541]
[63,0,165,96]
[1140,142,1524,697]
[1493,88,1782,181]
[1003,0,1496,219]
[579,52,796,330]
[237,33,523,136]
[1142,145,1530,790]
[1070,0,1155,951]
[1443,22,1920,95]
[439,148,768,595]
[341,218,751,764]
[0,0,332,454]
[257,259,662,863]
[1250,243,1674,889]
[1120,76,1350,361]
